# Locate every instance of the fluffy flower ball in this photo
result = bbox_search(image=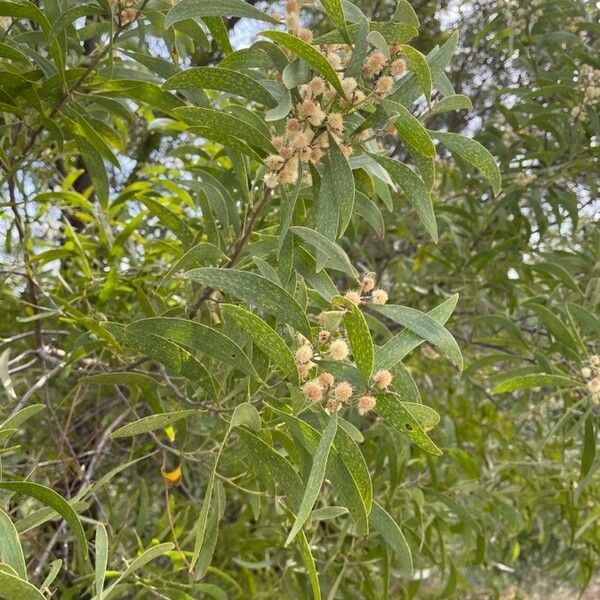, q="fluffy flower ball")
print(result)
[334,381,353,403]
[302,379,323,402]
[373,369,393,390]
[372,289,389,305]
[358,395,377,415]
[329,339,350,361]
